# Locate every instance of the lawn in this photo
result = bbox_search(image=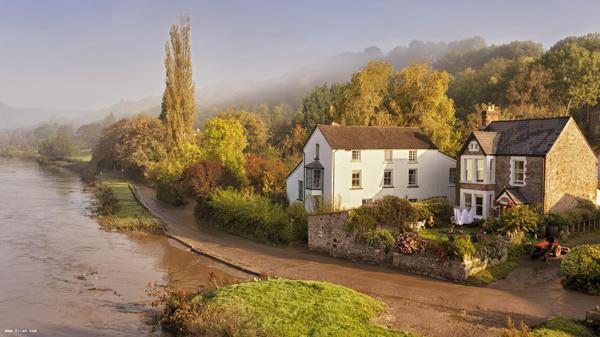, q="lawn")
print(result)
[175,279,418,337]
[95,176,163,232]
[531,318,596,337]
[419,226,479,243]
